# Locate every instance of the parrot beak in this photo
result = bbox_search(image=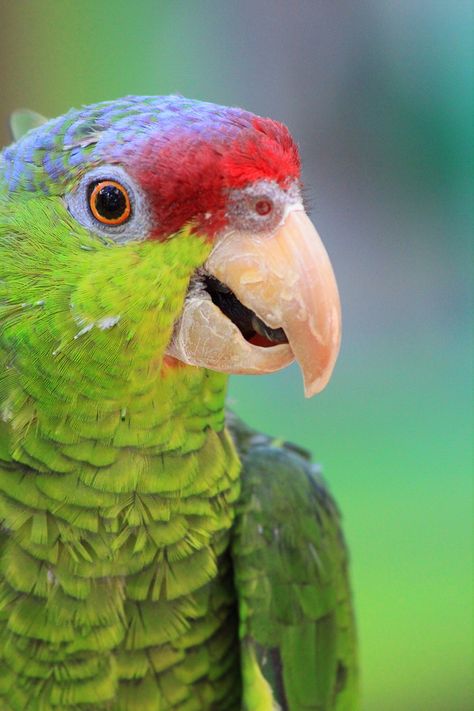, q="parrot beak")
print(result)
[166,208,341,397]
